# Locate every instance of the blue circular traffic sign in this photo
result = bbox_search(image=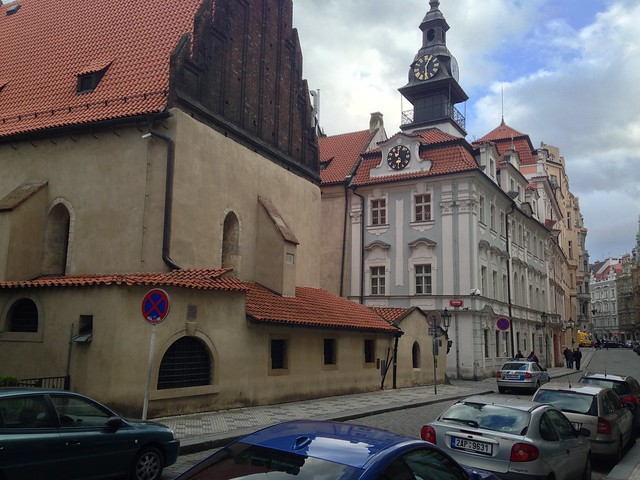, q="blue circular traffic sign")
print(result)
[142,289,170,325]
[496,317,510,331]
